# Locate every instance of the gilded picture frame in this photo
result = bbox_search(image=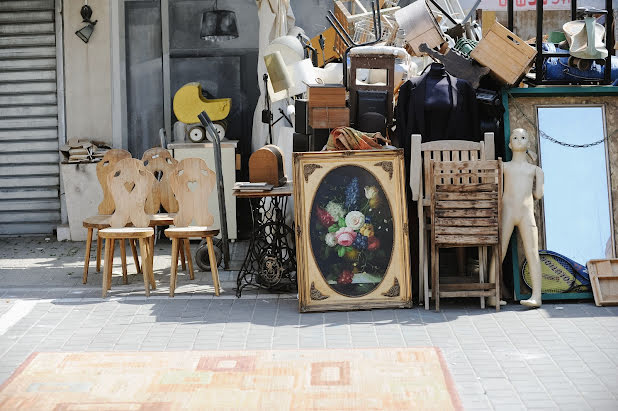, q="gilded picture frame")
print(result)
[293,149,412,312]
